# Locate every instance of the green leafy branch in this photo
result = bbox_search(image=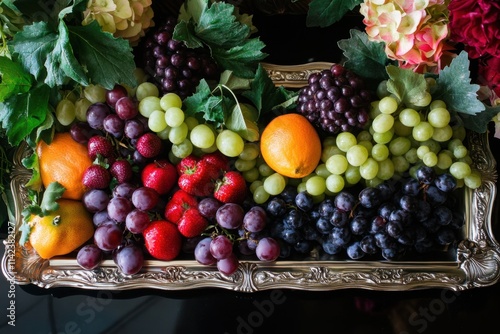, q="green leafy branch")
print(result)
[306,0,363,28]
